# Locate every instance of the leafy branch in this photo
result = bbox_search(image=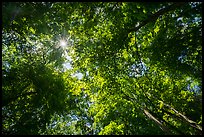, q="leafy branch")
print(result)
[128,2,186,33]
